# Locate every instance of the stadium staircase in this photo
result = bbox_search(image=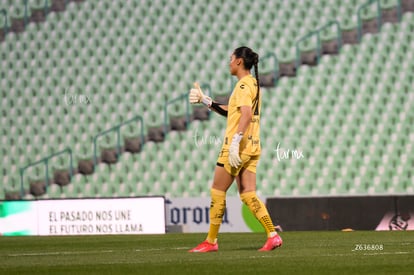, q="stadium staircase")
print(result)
[1,0,414,200]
